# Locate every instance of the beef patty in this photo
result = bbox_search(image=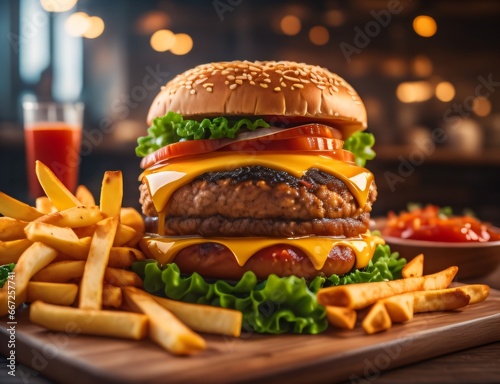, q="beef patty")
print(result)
[140,166,377,238]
